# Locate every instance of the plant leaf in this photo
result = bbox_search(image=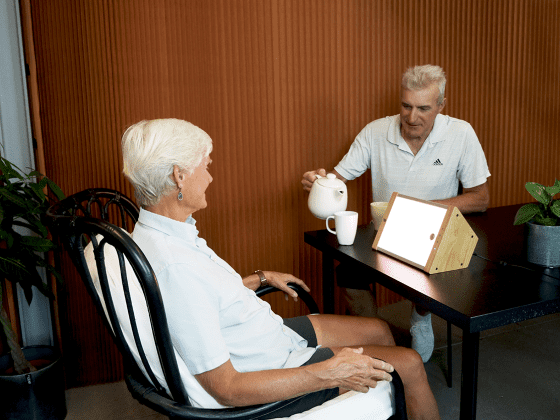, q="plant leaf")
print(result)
[0,187,29,209]
[513,203,540,225]
[29,180,48,201]
[534,215,557,226]
[0,158,24,181]
[0,255,28,274]
[550,200,560,219]
[20,236,56,252]
[525,182,550,205]
[545,184,560,197]
[6,232,14,248]
[45,178,66,200]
